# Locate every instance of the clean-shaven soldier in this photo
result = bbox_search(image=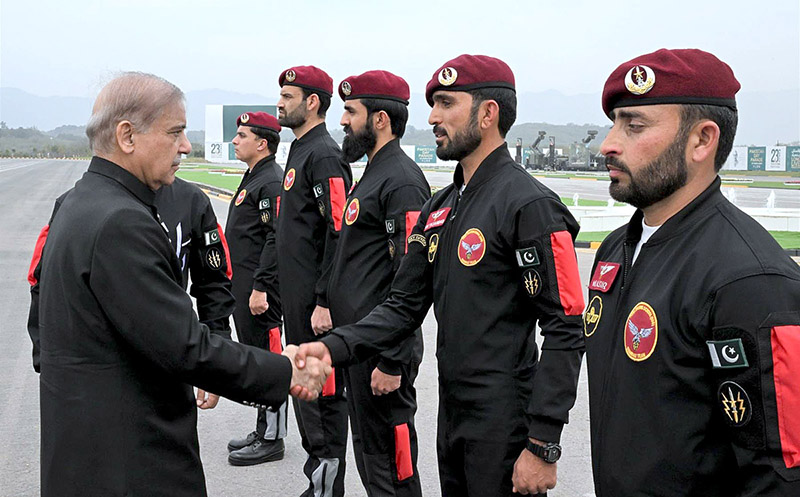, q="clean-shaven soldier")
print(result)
[225,111,289,466]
